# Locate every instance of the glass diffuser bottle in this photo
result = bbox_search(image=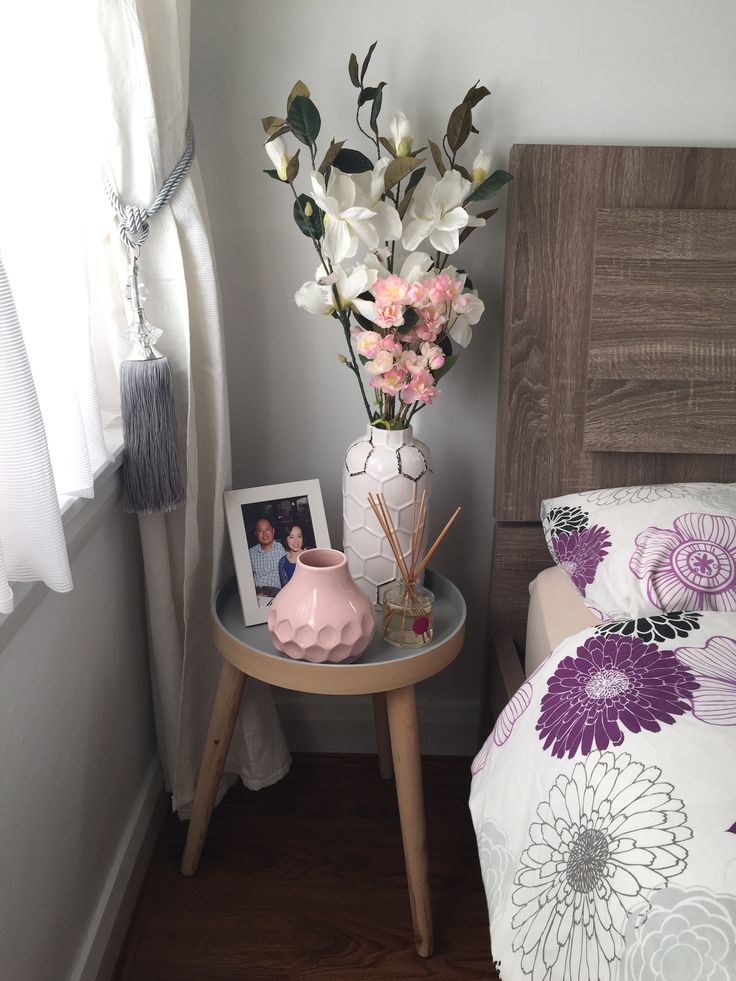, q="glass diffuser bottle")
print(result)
[382,580,434,648]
